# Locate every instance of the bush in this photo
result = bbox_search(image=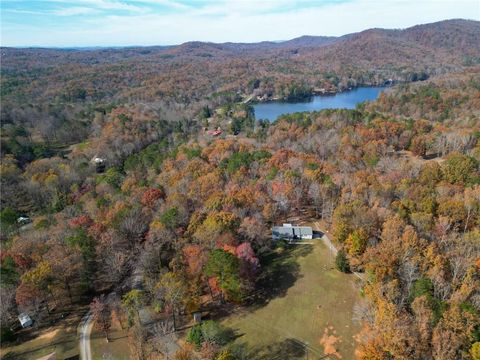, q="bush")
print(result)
[0,207,18,227]
[335,250,350,273]
[201,320,227,346]
[186,324,203,348]
[1,327,16,342]
[186,321,229,349]
[216,348,235,360]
